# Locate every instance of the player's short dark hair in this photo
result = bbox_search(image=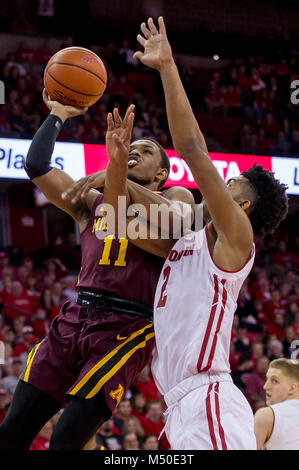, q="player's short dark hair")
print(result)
[241,164,288,238]
[146,137,170,189]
